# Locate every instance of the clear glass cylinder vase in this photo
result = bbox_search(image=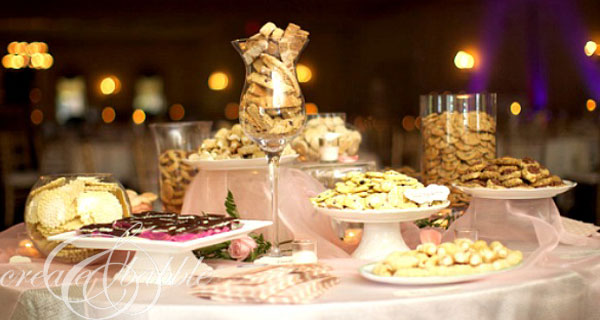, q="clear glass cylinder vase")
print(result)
[419,93,497,207]
[150,121,212,213]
